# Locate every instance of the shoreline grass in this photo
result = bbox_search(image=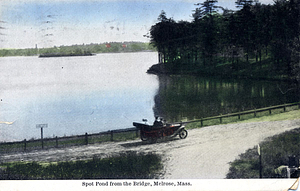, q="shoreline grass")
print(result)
[186,107,300,129]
